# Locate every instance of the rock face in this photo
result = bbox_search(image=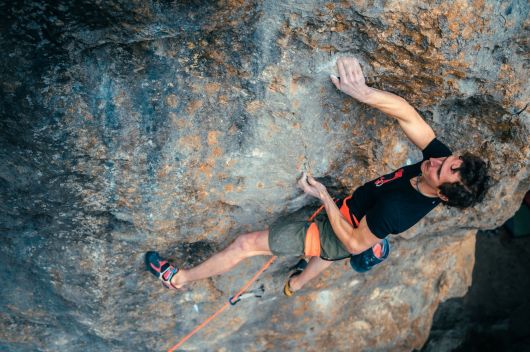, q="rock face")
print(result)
[1,1,528,351]
[421,228,530,352]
